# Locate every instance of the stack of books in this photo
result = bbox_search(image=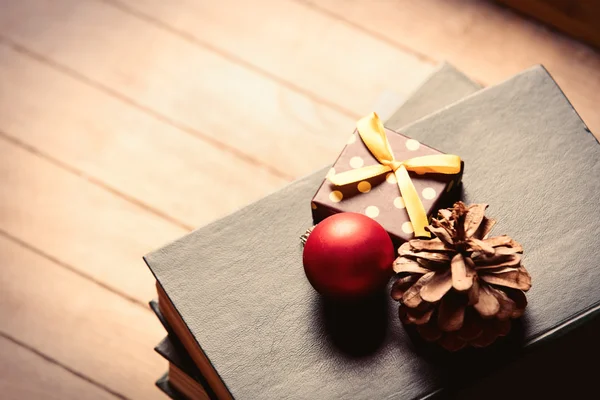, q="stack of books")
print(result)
[144,64,600,399]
